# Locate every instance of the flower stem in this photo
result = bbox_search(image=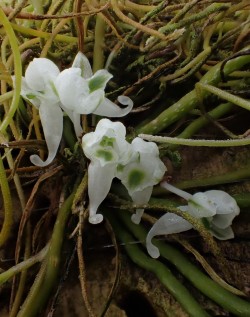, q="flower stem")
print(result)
[161,181,192,200]
[139,134,250,147]
[0,155,13,248]
[0,7,22,134]
[0,244,49,285]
